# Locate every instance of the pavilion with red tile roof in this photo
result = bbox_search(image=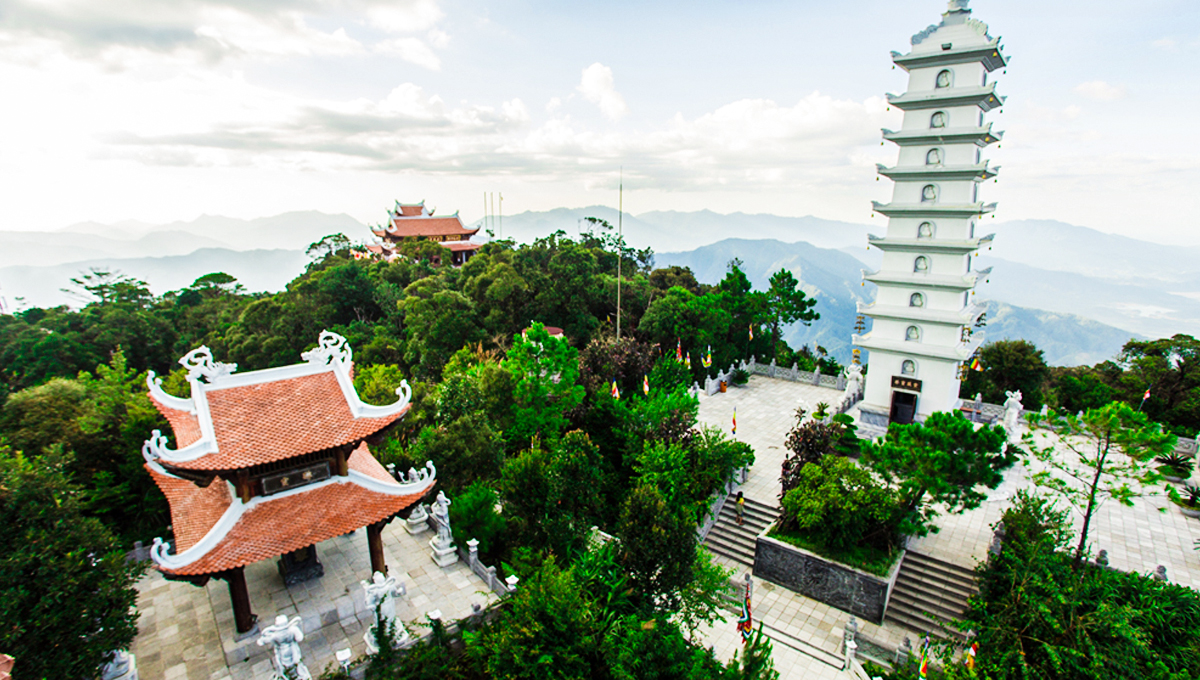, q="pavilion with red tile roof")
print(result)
[368,199,481,266]
[142,331,436,635]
